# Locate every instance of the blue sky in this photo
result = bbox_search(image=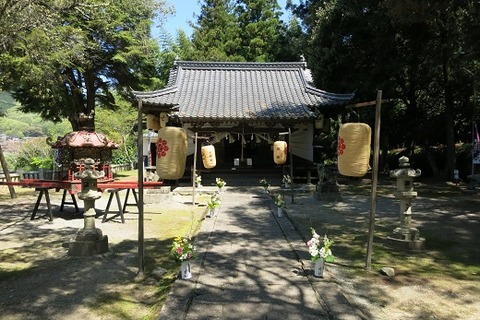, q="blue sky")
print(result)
[159,0,299,38]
